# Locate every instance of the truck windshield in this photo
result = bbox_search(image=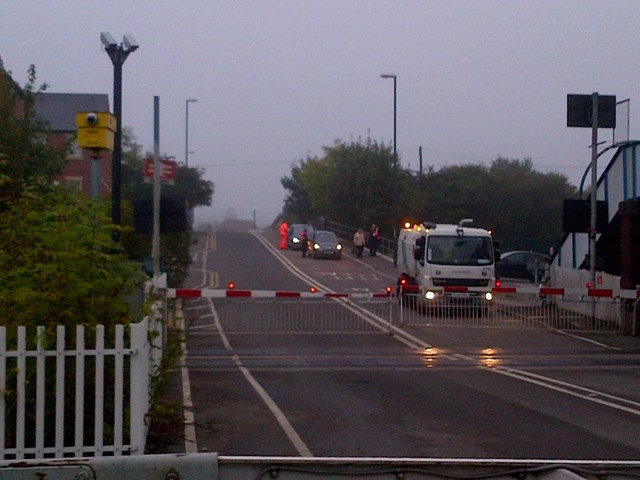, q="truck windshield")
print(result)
[426,236,493,266]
